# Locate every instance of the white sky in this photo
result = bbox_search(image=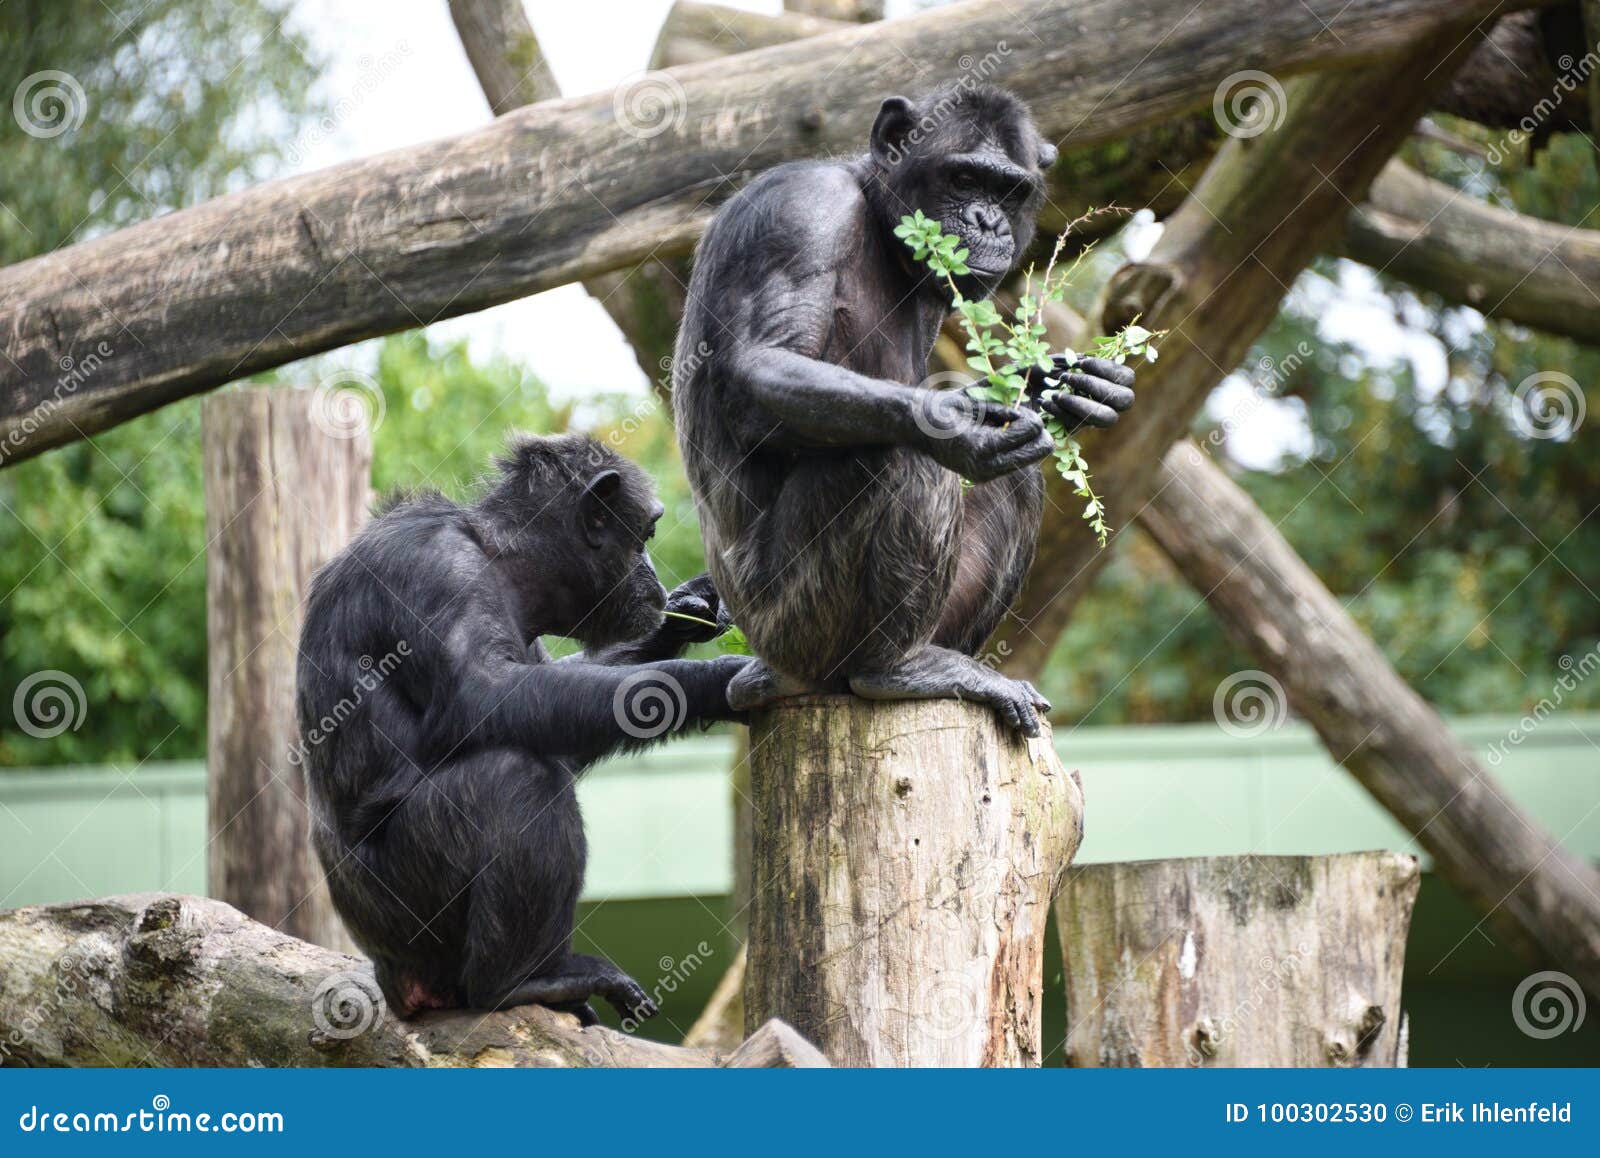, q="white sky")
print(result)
[281,0,1446,464]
